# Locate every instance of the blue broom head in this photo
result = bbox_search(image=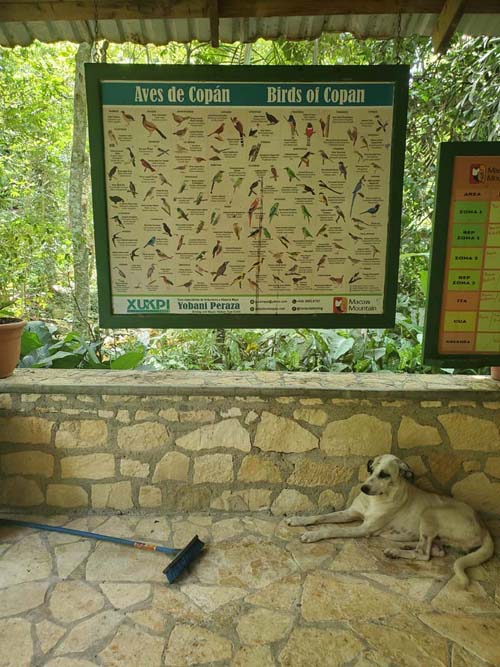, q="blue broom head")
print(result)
[163,535,205,584]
